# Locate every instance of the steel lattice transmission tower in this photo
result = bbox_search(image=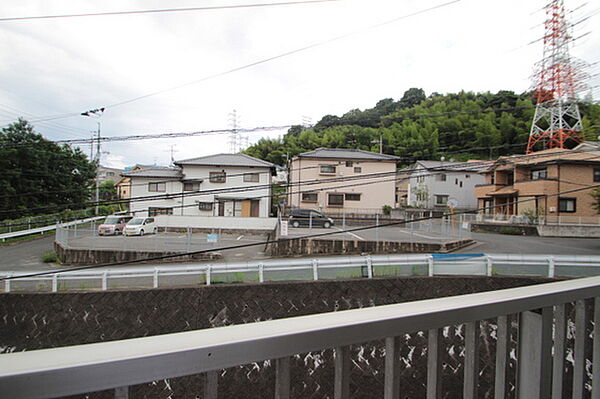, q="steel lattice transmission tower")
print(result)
[527,0,587,154]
